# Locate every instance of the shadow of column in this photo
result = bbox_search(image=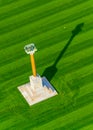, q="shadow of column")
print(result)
[42,23,84,81]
